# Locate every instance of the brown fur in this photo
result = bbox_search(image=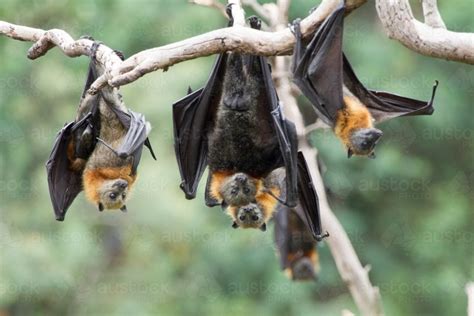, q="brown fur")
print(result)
[80,88,138,209]
[226,186,280,224]
[66,139,87,172]
[334,95,373,148]
[83,165,136,205]
[209,170,235,203]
